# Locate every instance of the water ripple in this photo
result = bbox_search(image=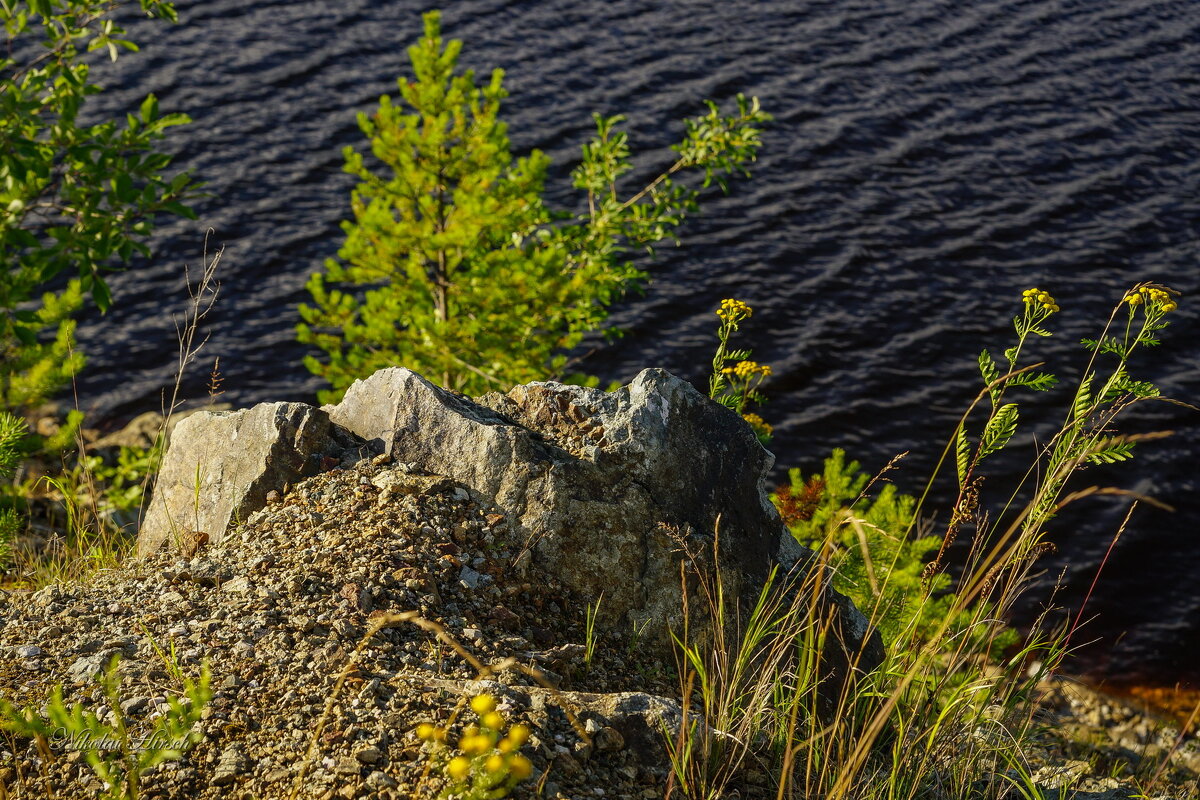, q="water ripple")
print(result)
[65,0,1200,684]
